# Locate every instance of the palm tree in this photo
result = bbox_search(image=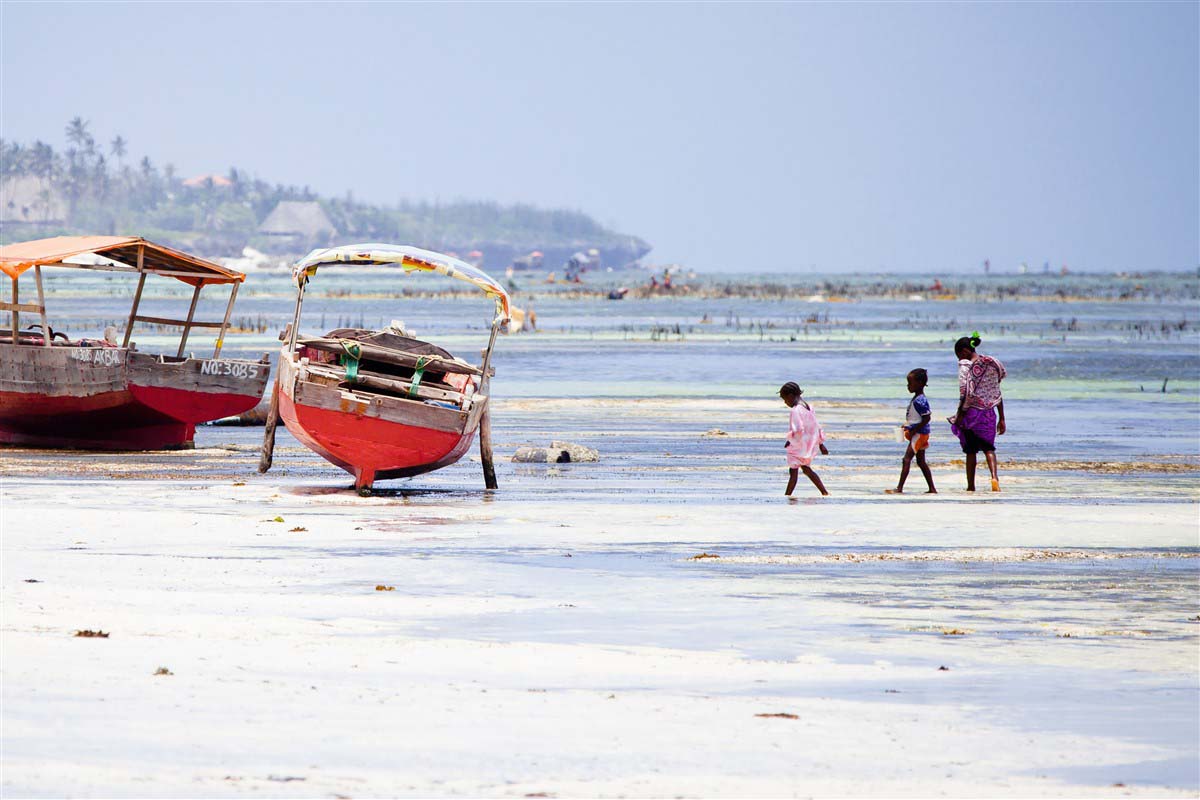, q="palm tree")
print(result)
[1,140,25,178]
[31,141,55,182]
[65,117,90,148]
[110,135,127,166]
[227,166,244,200]
[92,153,109,200]
[37,187,53,224]
[63,146,84,222]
